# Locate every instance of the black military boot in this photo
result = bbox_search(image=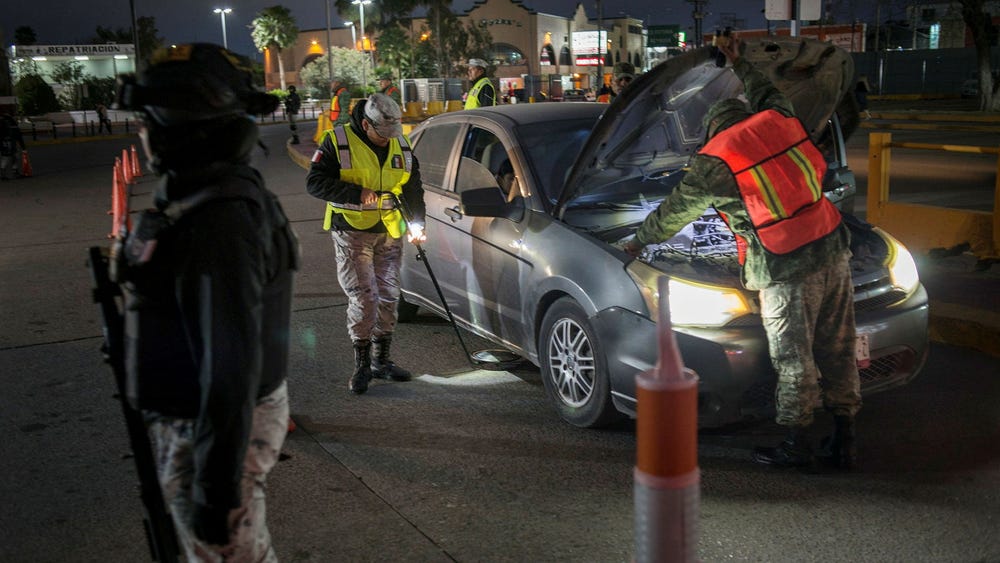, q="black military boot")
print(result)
[370,335,412,381]
[818,415,857,470]
[752,426,814,468]
[349,341,373,394]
